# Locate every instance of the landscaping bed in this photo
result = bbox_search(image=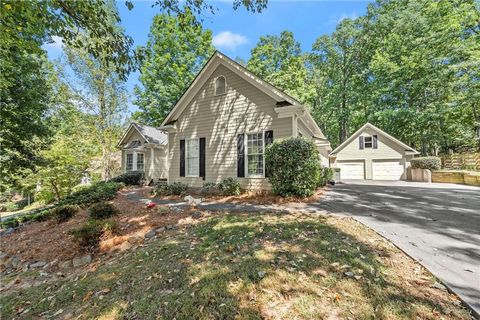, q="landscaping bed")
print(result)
[0,207,471,319]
